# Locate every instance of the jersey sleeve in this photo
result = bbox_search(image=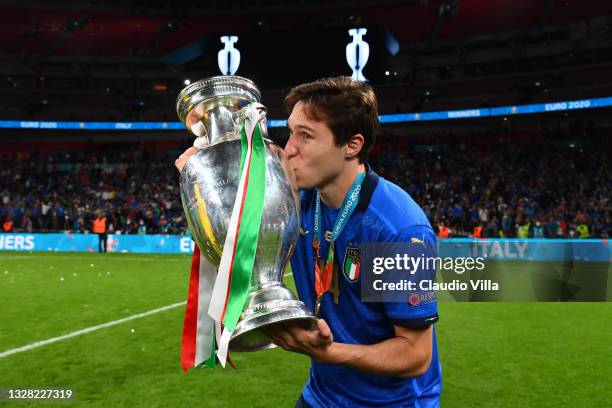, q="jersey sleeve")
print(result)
[383,224,439,329]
